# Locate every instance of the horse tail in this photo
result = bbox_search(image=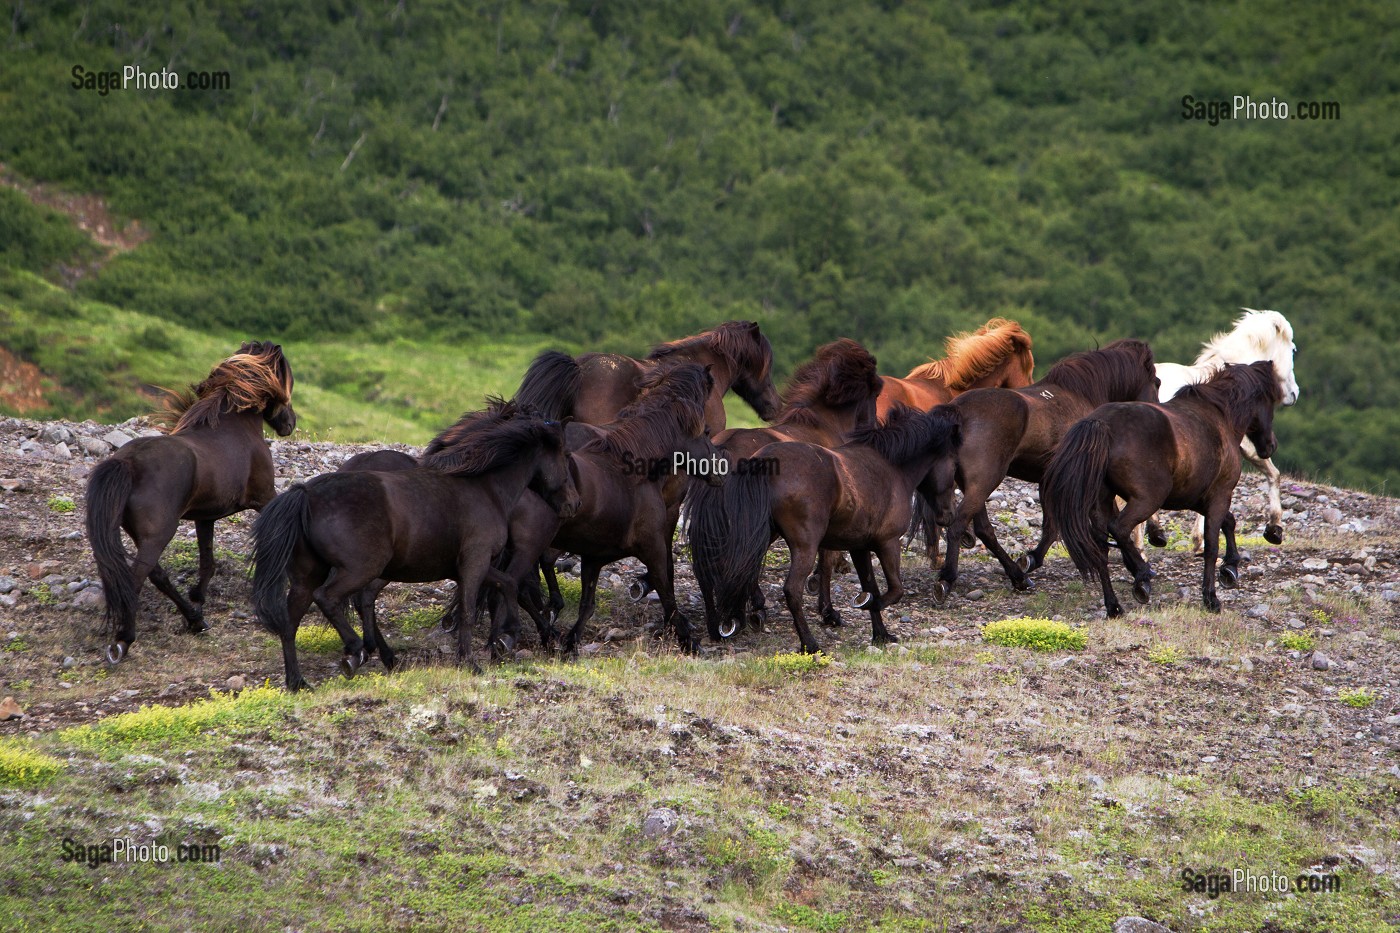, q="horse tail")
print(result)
[907,491,941,569]
[84,458,137,637]
[689,470,773,624]
[514,351,581,422]
[252,485,311,637]
[1041,418,1112,587]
